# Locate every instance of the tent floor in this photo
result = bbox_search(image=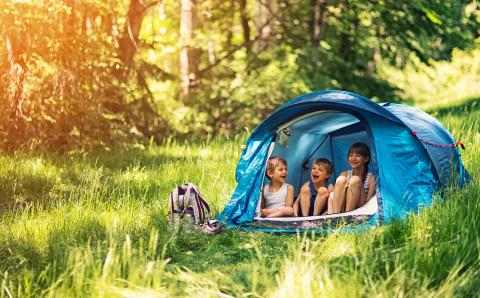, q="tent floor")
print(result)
[254,195,378,222]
